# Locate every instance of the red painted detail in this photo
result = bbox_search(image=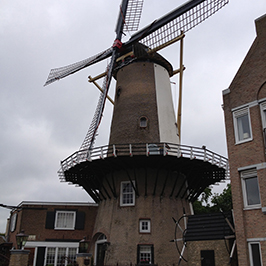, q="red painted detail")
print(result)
[113,39,123,49]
